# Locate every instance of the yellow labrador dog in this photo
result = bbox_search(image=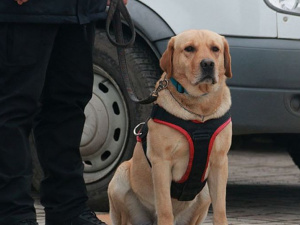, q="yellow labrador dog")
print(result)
[108,29,232,225]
